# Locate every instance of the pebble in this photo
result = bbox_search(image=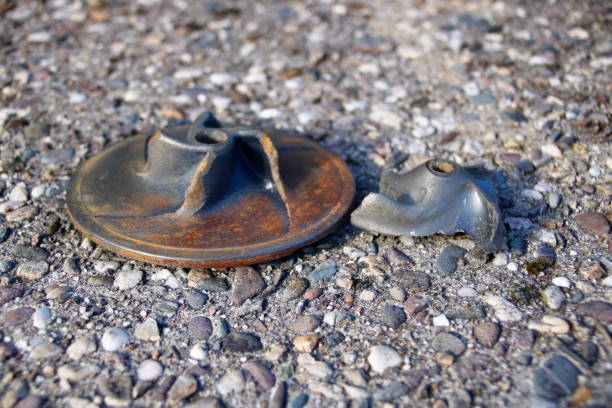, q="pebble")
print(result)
[368,345,402,374]
[379,304,407,328]
[167,374,198,405]
[404,296,427,316]
[288,315,320,333]
[31,342,63,360]
[138,360,163,381]
[217,370,245,396]
[435,246,467,276]
[457,287,477,297]
[16,261,48,281]
[359,289,376,302]
[580,263,605,280]
[547,193,562,209]
[174,68,204,80]
[243,361,275,389]
[186,291,208,309]
[0,287,24,305]
[342,246,366,259]
[309,261,337,281]
[189,344,207,360]
[575,212,610,236]
[229,266,265,305]
[113,268,143,290]
[484,296,523,322]
[188,316,213,340]
[185,397,223,408]
[323,331,345,349]
[543,286,565,310]
[474,322,501,347]
[389,286,406,302]
[32,307,52,329]
[94,260,120,273]
[45,285,72,300]
[369,105,403,129]
[293,334,320,353]
[6,205,39,222]
[552,277,570,288]
[281,277,309,301]
[289,394,309,408]
[395,269,431,291]
[601,276,612,287]
[9,185,28,202]
[575,301,612,323]
[222,332,263,352]
[0,259,15,274]
[433,314,450,327]
[432,333,466,356]
[528,316,570,334]
[134,318,161,342]
[14,396,44,408]
[150,269,181,289]
[492,252,508,266]
[533,354,580,401]
[303,287,322,301]
[387,247,412,266]
[1,307,34,327]
[101,328,130,351]
[67,337,96,359]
